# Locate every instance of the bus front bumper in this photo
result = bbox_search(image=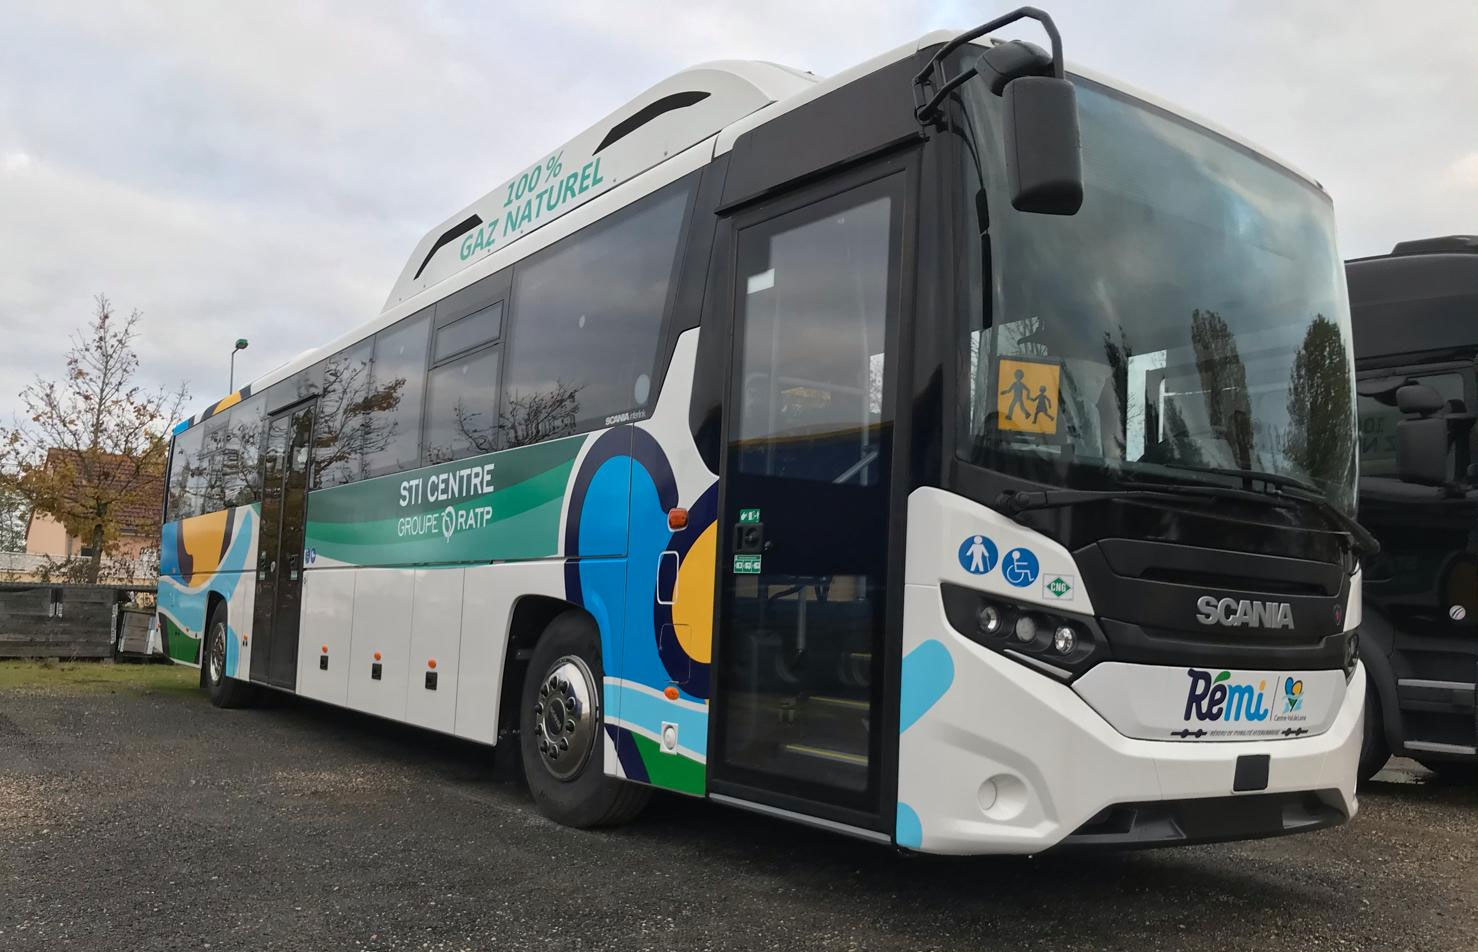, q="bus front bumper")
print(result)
[896,584,1363,854]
